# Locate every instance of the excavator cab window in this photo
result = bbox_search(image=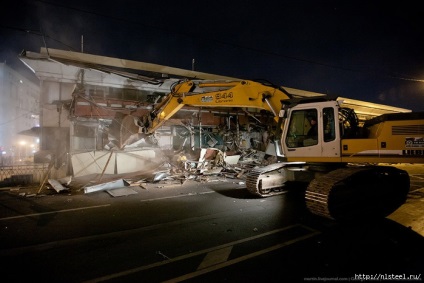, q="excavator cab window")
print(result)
[285,109,319,148]
[323,107,336,142]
